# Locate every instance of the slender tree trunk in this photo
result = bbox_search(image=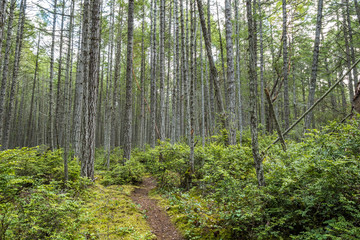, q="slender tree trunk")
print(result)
[282,0,289,129]
[216,2,227,106]
[246,0,265,187]
[150,0,157,147]
[48,0,58,150]
[140,5,145,147]
[304,0,323,130]
[159,0,165,141]
[235,0,243,142]
[200,29,205,147]
[63,0,75,181]
[123,0,135,161]
[25,32,41,146]
[55,0,66,148]
[2,0,26,150]
[225,0,236,145]
[196,0,225,118]
[258,0,265,128]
